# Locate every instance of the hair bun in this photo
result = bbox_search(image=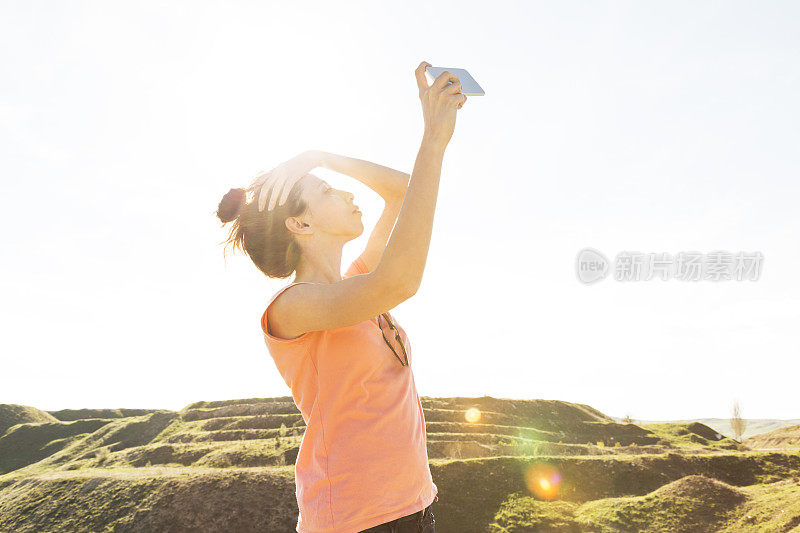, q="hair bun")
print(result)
[217,187,247,223]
